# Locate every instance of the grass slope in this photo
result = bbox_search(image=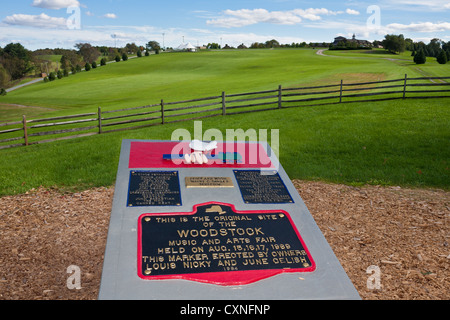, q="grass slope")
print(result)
[0,49,448,196]
[1,48,441,120]
[0,98,448,196]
